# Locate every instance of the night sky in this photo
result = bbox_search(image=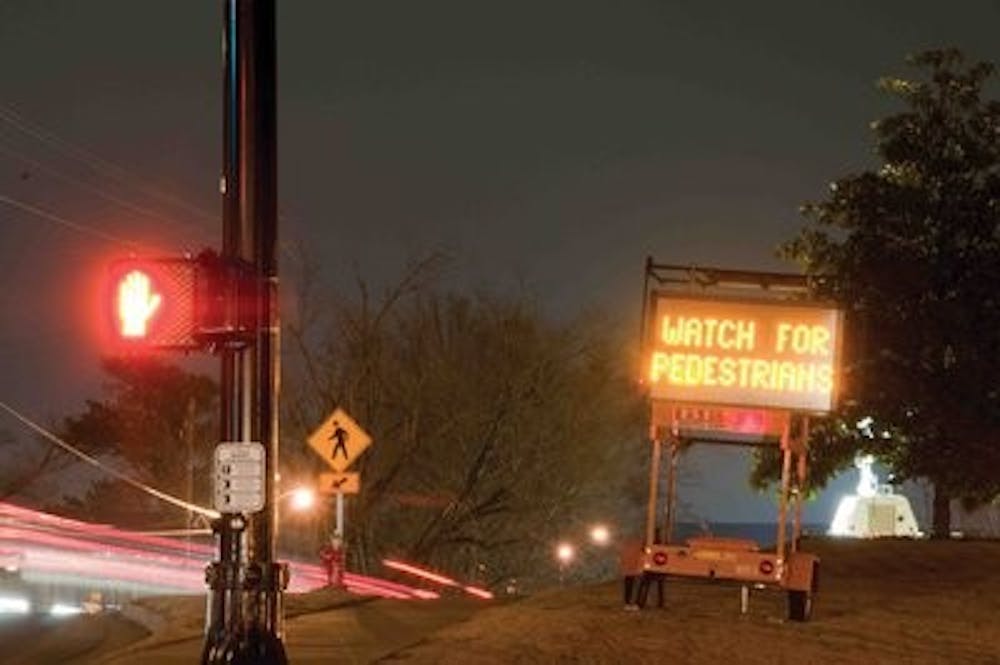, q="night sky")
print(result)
[0,1,997,522]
